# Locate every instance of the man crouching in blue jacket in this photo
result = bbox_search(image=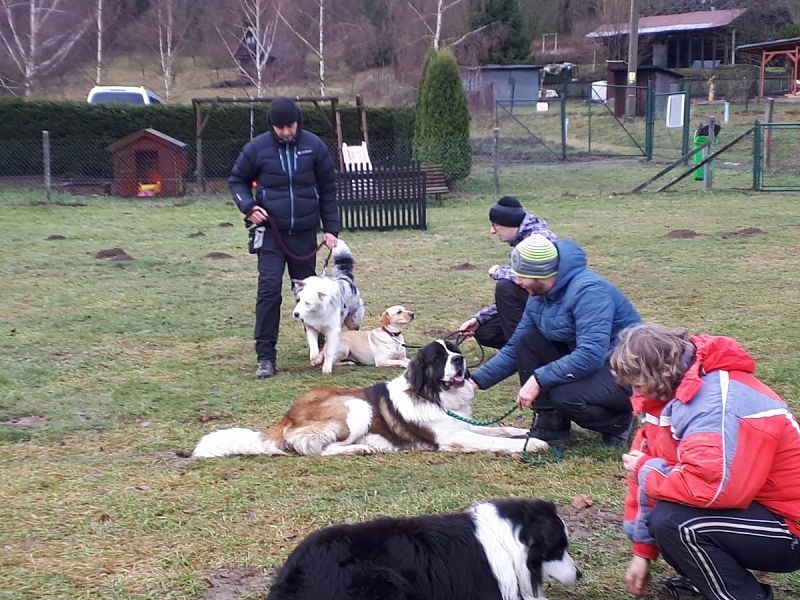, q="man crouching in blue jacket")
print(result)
[469,234,640,447]
[229,97,339,380]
